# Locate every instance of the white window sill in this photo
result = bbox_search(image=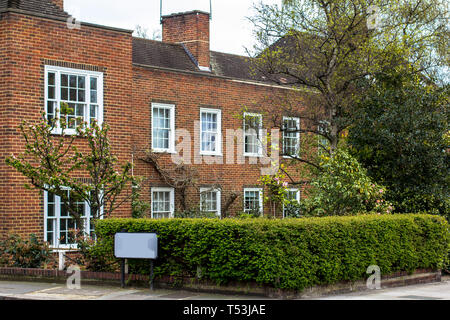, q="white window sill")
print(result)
[200,152,223,157]
[244,153,264,158]
[152,149,177,154]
